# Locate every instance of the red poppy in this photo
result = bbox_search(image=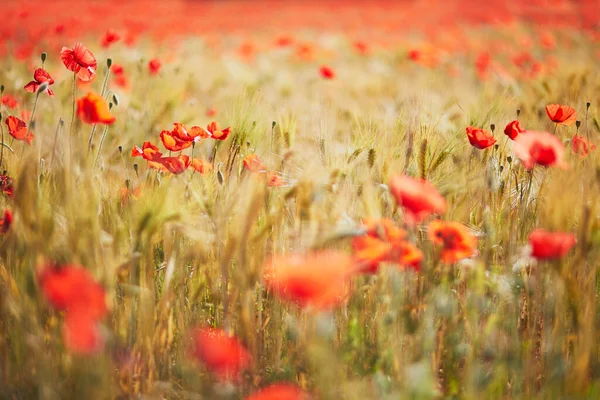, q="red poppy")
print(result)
[38,264,108,320]
[76,92,115,125]
[189,158,212,174]
[188,327,251,380]
[267,172,287,187]
[275,36,294,47]
[188,125,211,142]
[245,383,310,400]
[514,130,567,170]
[504,120,524,140]
[466,126,496,149]
[428,220,478,264]
[62,310,105,355]
[263,251,354,310]
[60,43,97,82]
[571,135,596,157]
[545,104,576,126]
[24,68,55,97]
[320,65,335,79]
[100,29,120,48]
[475,52,491,80]
[5,116,34,145]
[0,175,13,198]
[352,218,422,273]
[159,123,193,151]
[206,107,217,117]
[0,210,12,234]
[206,121,231,141]
[529,229,576,260]
[243,154,267,173]
[131,141,162,161]
[157,155,191,175]
[388,175,447,224]
[148,58,161,75]
[353,40,369,55]
[110,64,128,89]
[1,95,18,109]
